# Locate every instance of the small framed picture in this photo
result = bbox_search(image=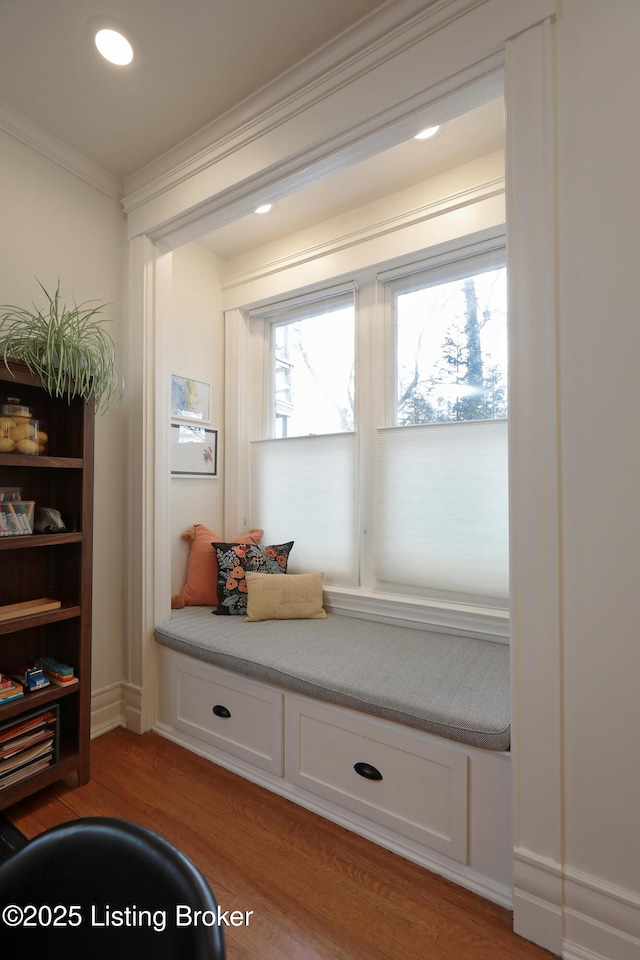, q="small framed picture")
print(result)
[170,424,217,478]
[170,374,210,423]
